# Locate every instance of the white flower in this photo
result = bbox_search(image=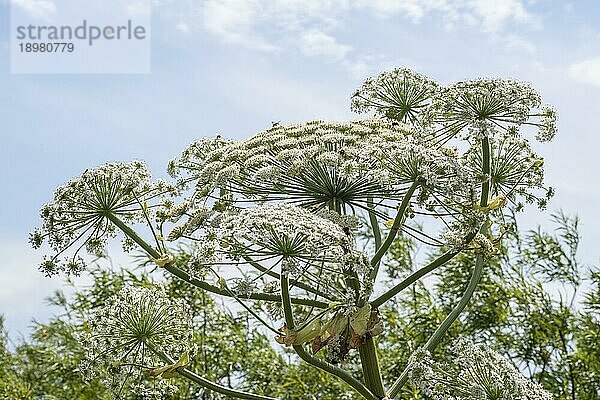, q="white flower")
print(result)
[81,285,195,399]
[216,204,350,268]
[463,133,552,210]
[408,338,553,400]
[176,204,371,304]
[169,119,414,211]
[425,78,557,142]
[351,68,438,125]
[30,161,175,276]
